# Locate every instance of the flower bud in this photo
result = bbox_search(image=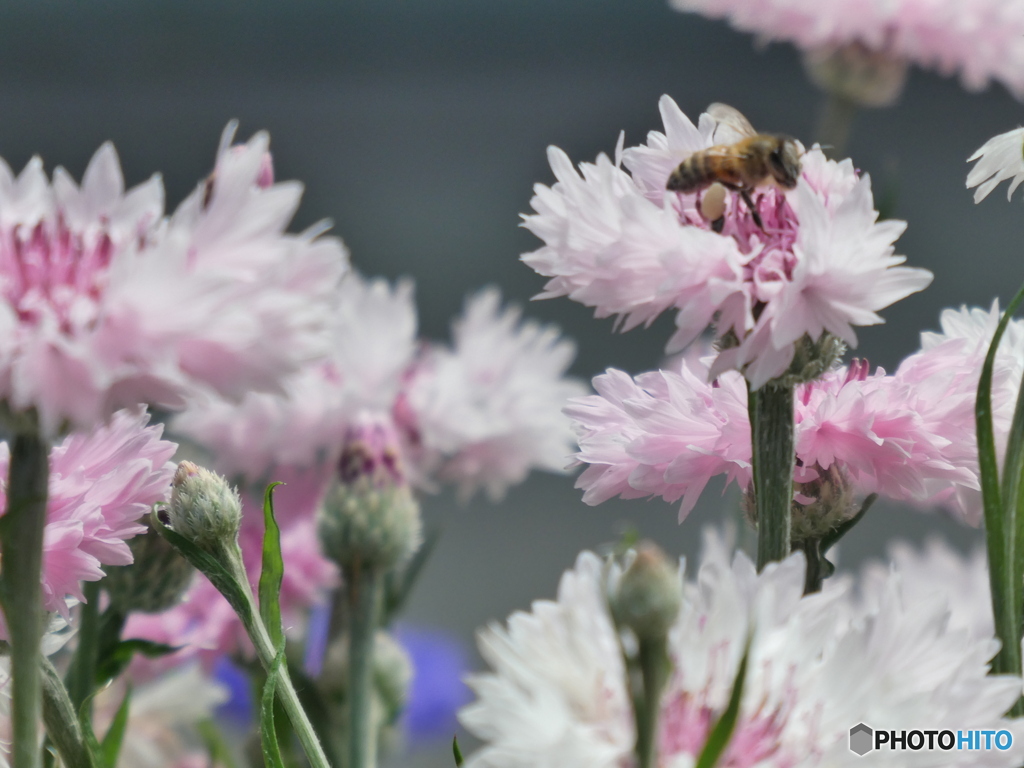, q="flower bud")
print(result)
[104,517,196,613]
[803,43,908,108]
[319,483,422,572]
[167,460,242,550]
[319,417,421,571]
[608,542,682,641]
